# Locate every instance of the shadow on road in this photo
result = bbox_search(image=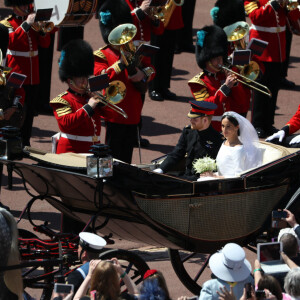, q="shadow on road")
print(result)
[142,116,182,136]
